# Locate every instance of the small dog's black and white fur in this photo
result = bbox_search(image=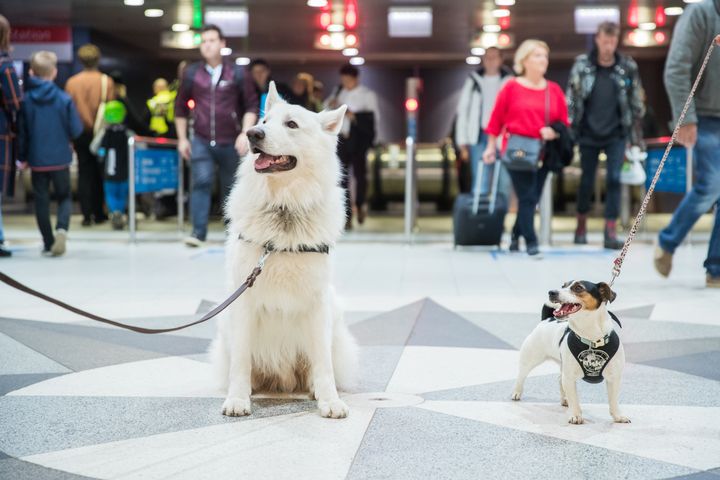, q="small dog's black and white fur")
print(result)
[512,280,630,425]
